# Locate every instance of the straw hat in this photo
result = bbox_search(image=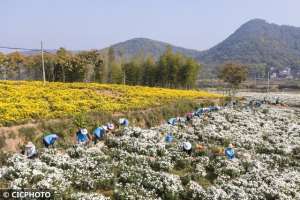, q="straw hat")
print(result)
[119,118,125,124]
[102,125,108,131]
[25,142,34,148]
[81,128,88,135]
[107,123,115,130]
[183,142,192,151]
